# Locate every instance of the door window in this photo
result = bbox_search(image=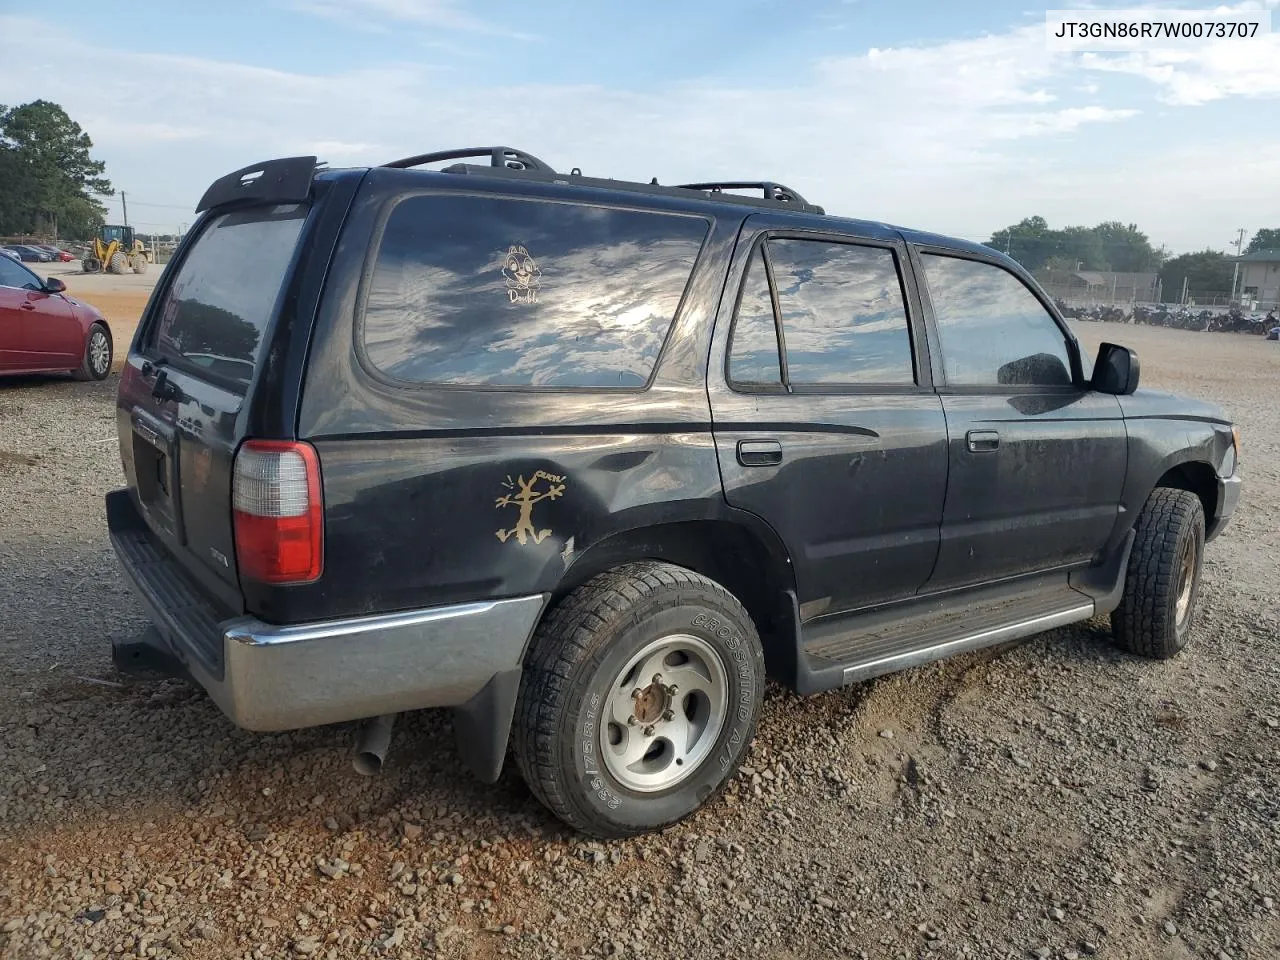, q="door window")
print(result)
[921,254,1073,387]
[0,258,39,290]
[726,238,916,390]
[726,247,783,387]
